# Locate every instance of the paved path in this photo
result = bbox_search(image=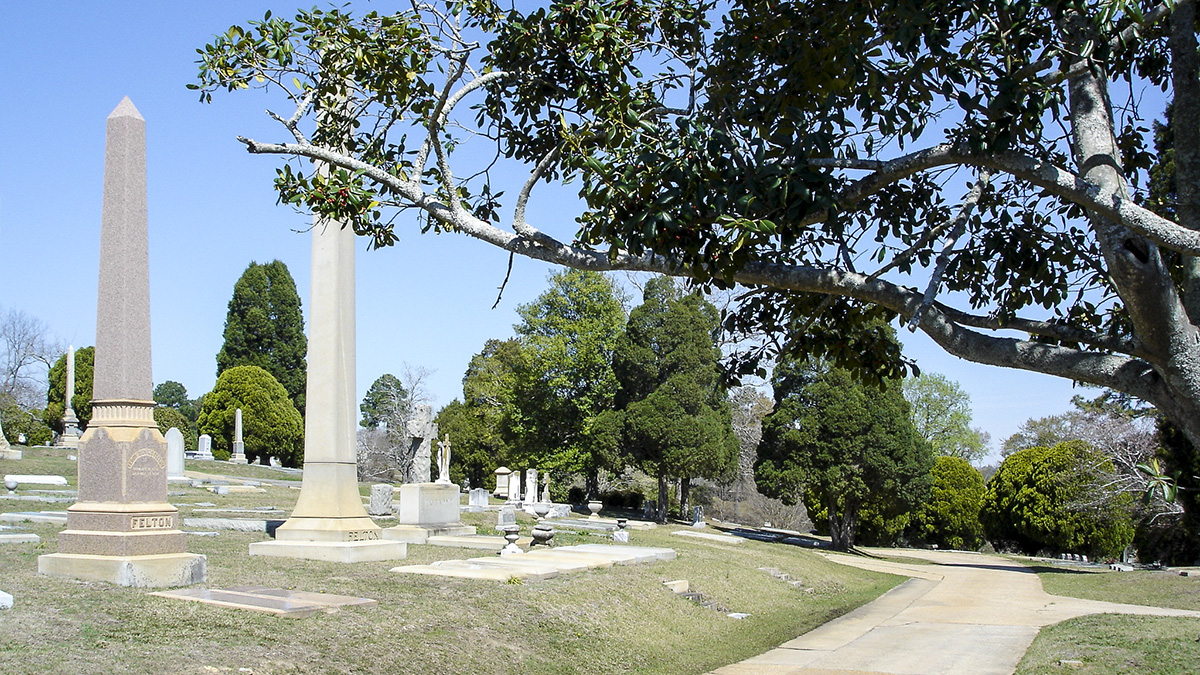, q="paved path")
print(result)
[712,549,1200,675]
